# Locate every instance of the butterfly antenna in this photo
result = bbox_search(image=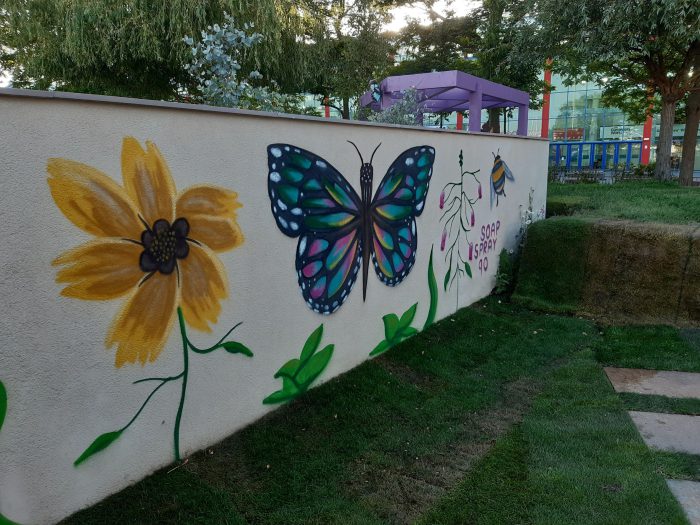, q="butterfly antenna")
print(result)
[369,143,382,165]
[347,140,364,165]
